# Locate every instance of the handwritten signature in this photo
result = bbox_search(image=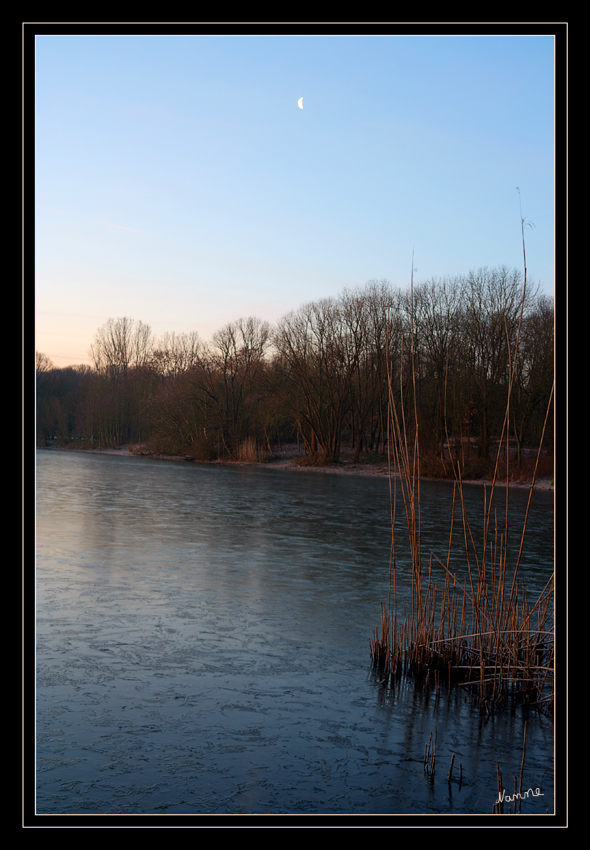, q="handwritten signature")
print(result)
[496,787,544,804]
